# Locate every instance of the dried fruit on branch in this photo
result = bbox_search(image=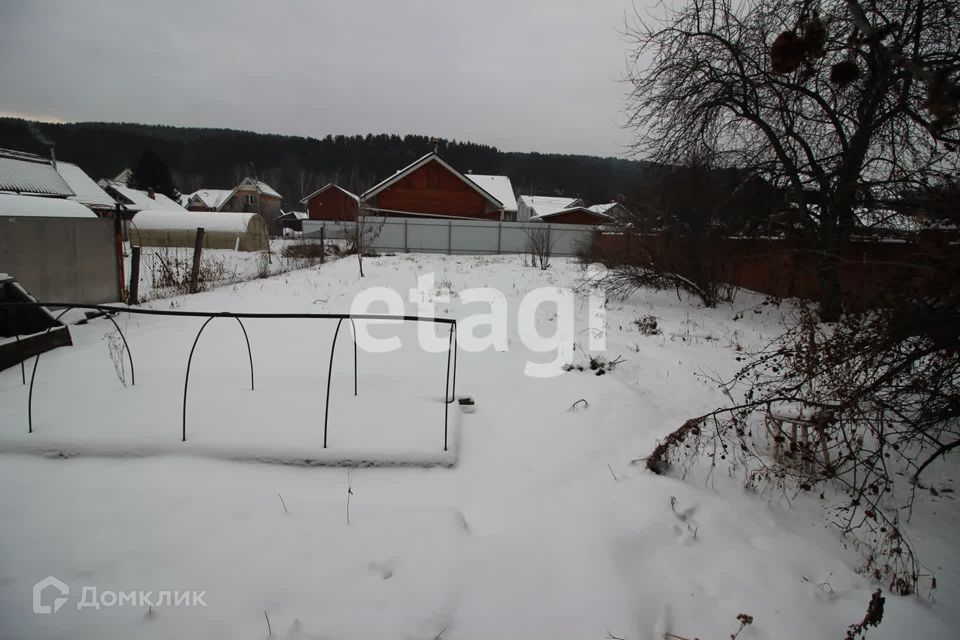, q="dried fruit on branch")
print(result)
[923,74,959,128]
[771,31,805,74]
[830,60,860,86]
